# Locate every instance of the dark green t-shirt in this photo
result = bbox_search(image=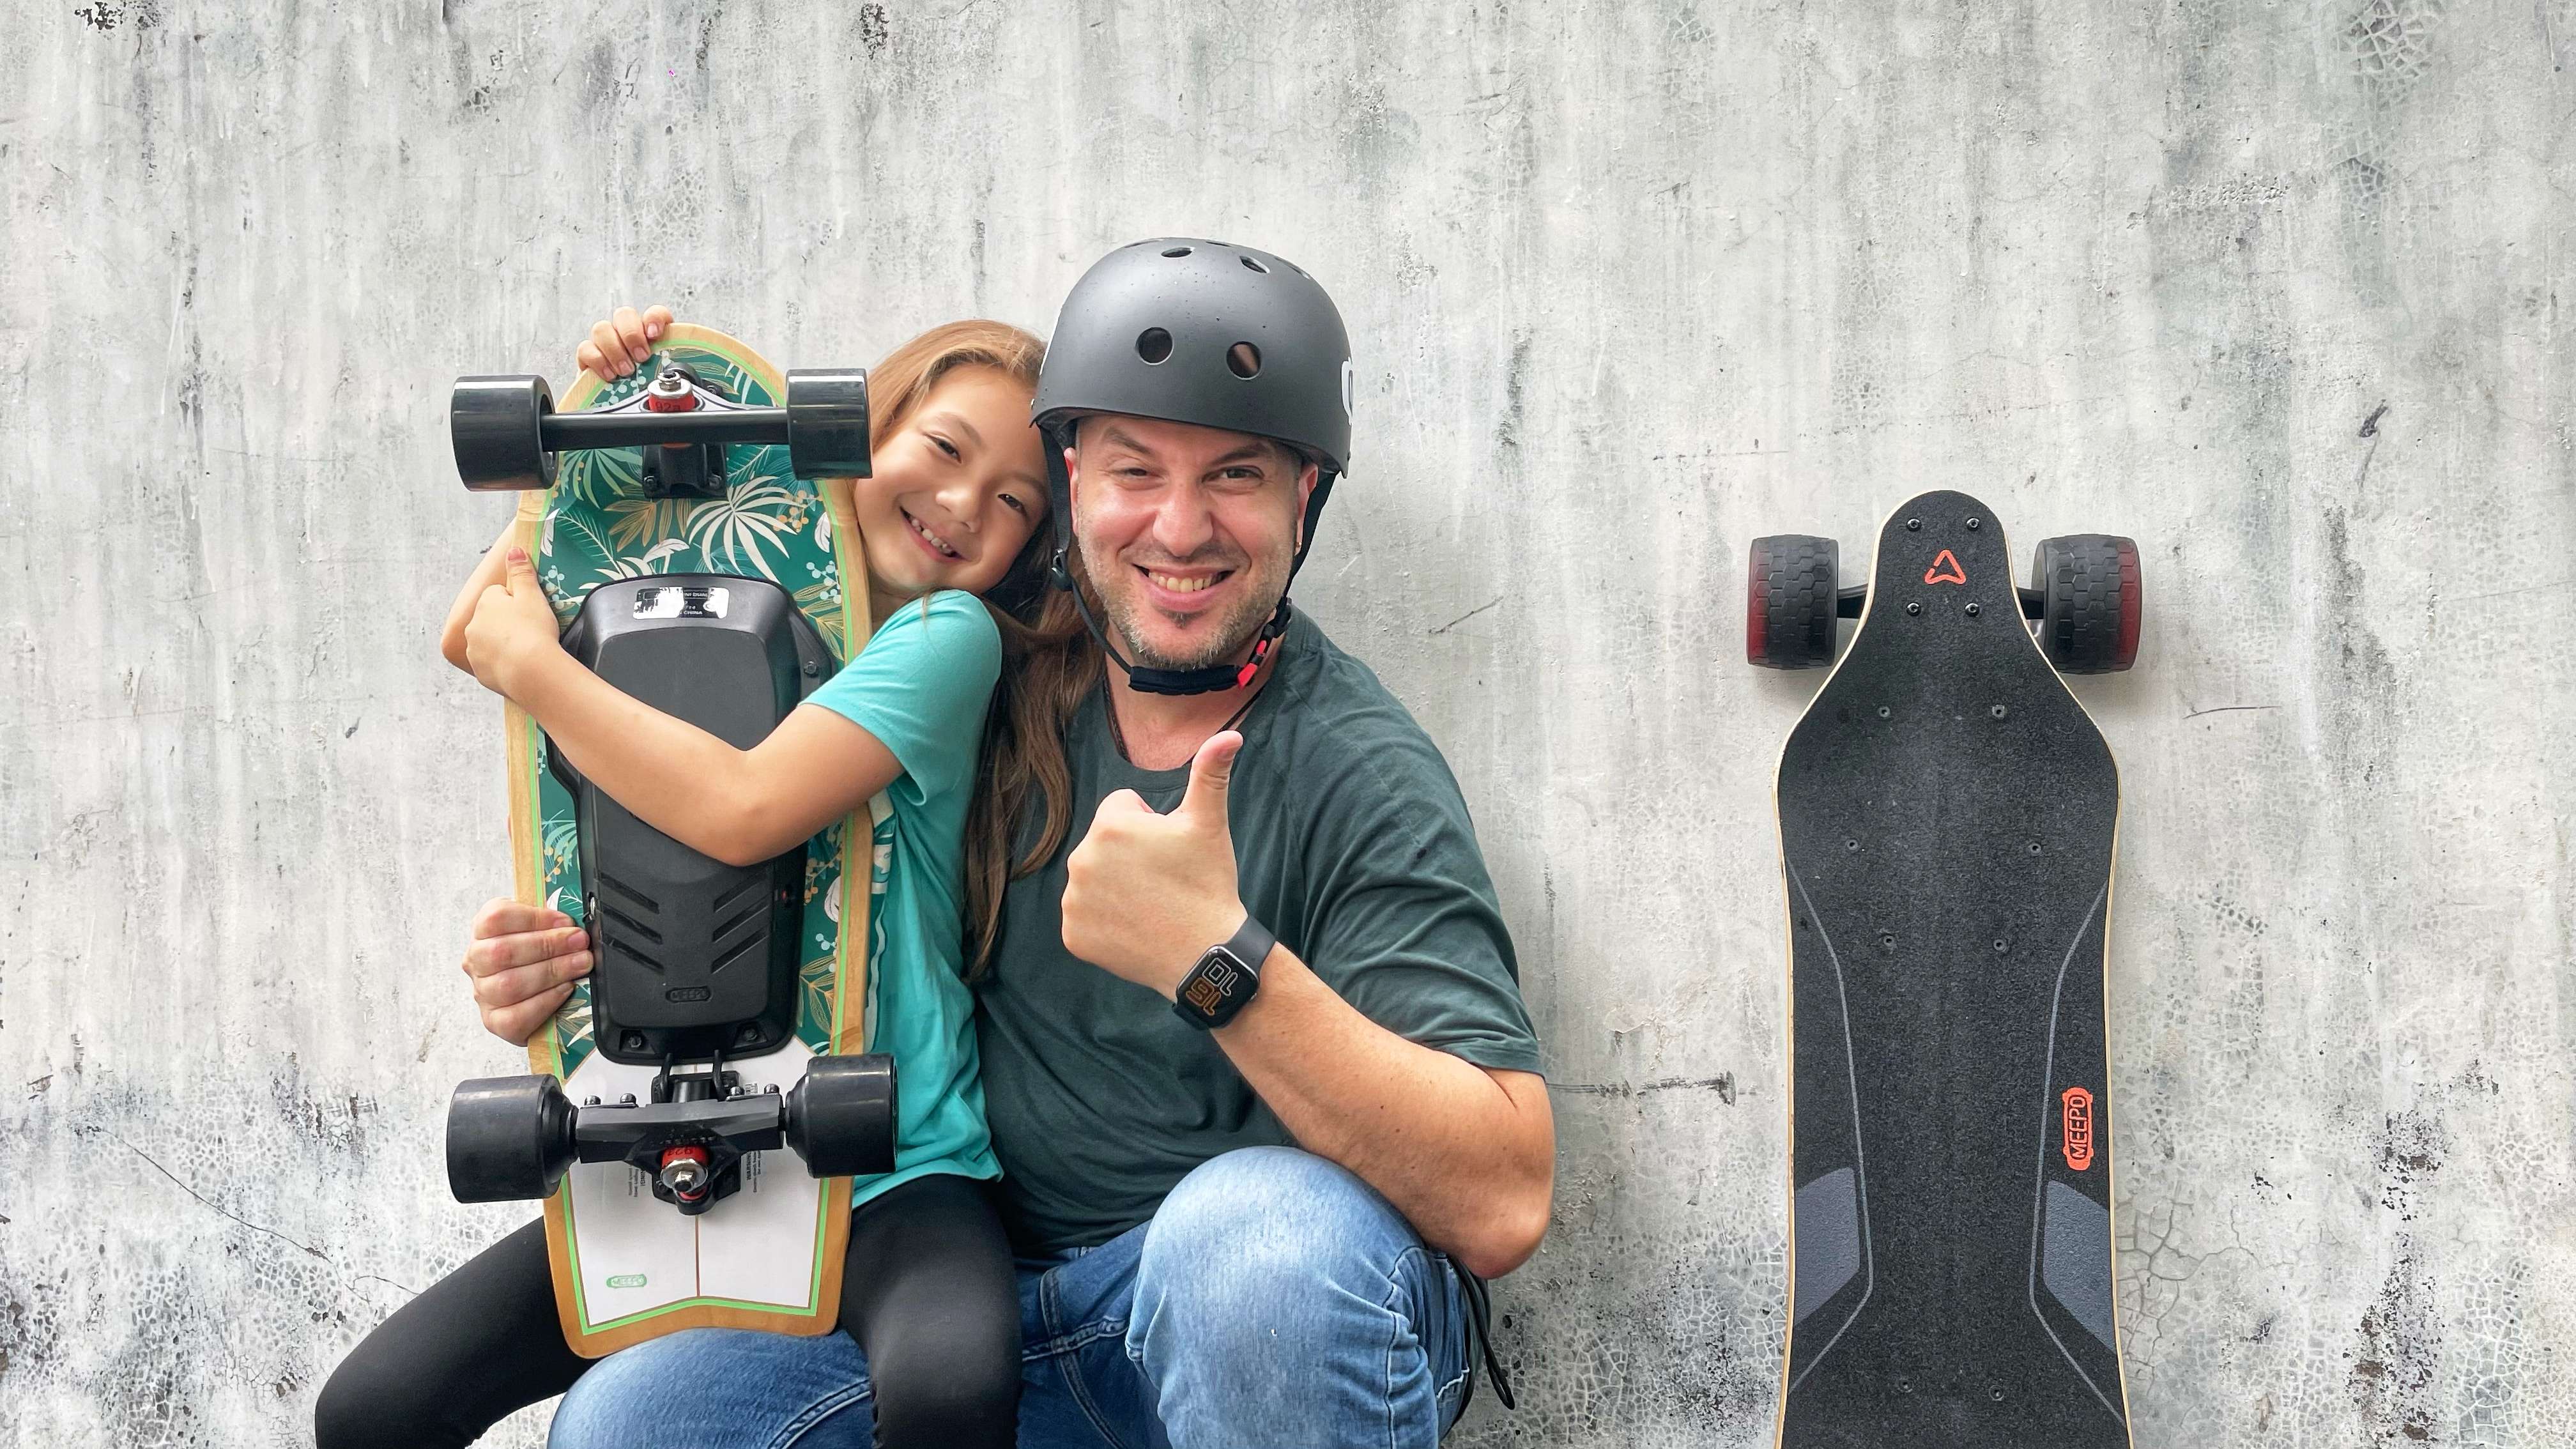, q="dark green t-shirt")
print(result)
[974,609,1544,1255]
